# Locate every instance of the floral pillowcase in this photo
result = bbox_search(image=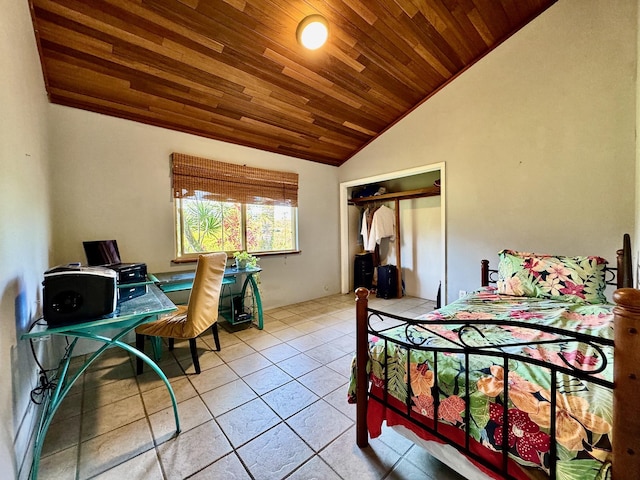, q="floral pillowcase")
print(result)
[496,249,608,304]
